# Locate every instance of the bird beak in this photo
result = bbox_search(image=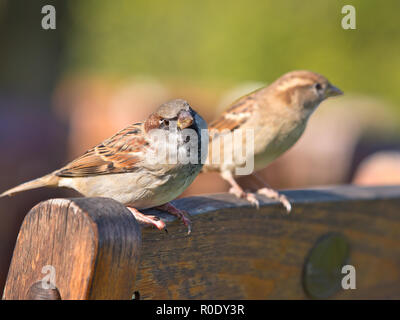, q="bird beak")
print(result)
[177,110,194,129]
[325,84,344,98]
